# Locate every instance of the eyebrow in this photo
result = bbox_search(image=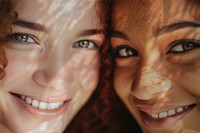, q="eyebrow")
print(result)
[155,21,200,36]
[13,19,47,32]
[13,20,102,37]
[110,29,129,40]
[77,29,103,37]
